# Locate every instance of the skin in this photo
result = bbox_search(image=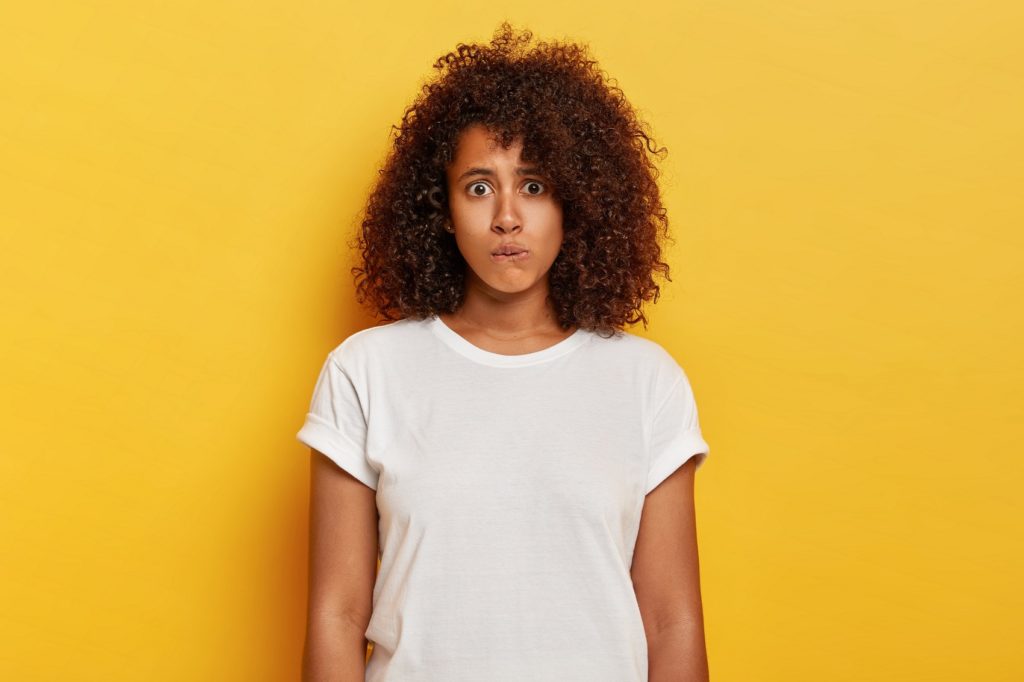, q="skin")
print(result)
[439,123,576,353]
[632,457,710,681]
[302,452,377,681]
[302,122,708,680]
